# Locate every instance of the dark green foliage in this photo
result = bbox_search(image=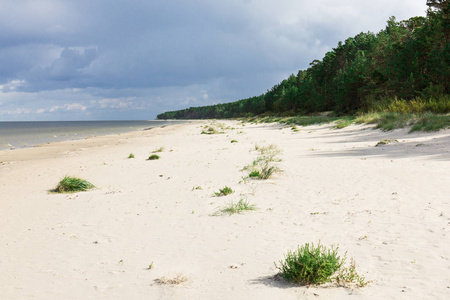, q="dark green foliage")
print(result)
[157,6,449,121]
[147,154,160,160]
[277,243,344,285]
[214,186,234,197]
[52,176,95,193]
[248,170,261,178]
